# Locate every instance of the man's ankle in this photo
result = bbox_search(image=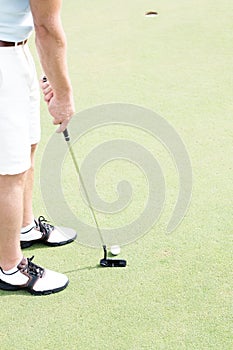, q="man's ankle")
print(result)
[22,218,35,229]
[0,255,23,271]
[21,220,35,233]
